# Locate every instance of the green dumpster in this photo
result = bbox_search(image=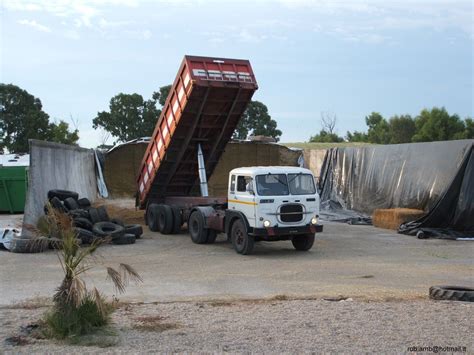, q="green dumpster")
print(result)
[0,166,28,213]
